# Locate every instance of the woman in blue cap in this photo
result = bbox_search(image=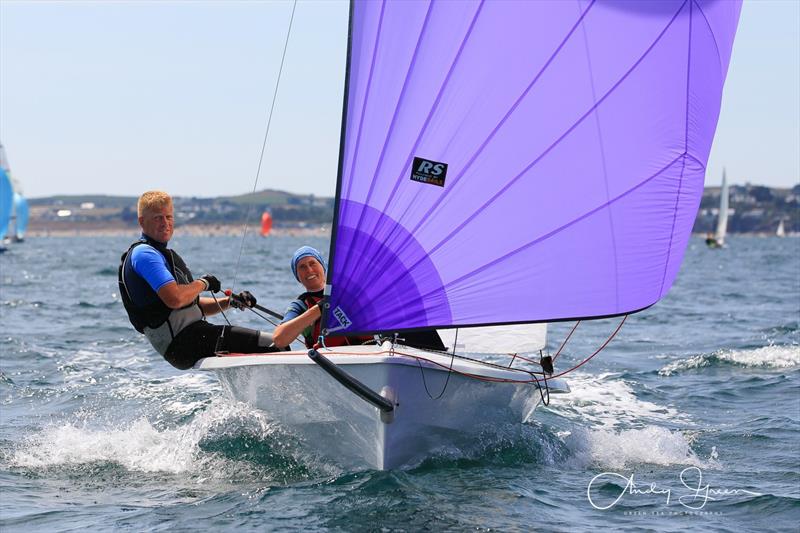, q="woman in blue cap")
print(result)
[273,246,372,349]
